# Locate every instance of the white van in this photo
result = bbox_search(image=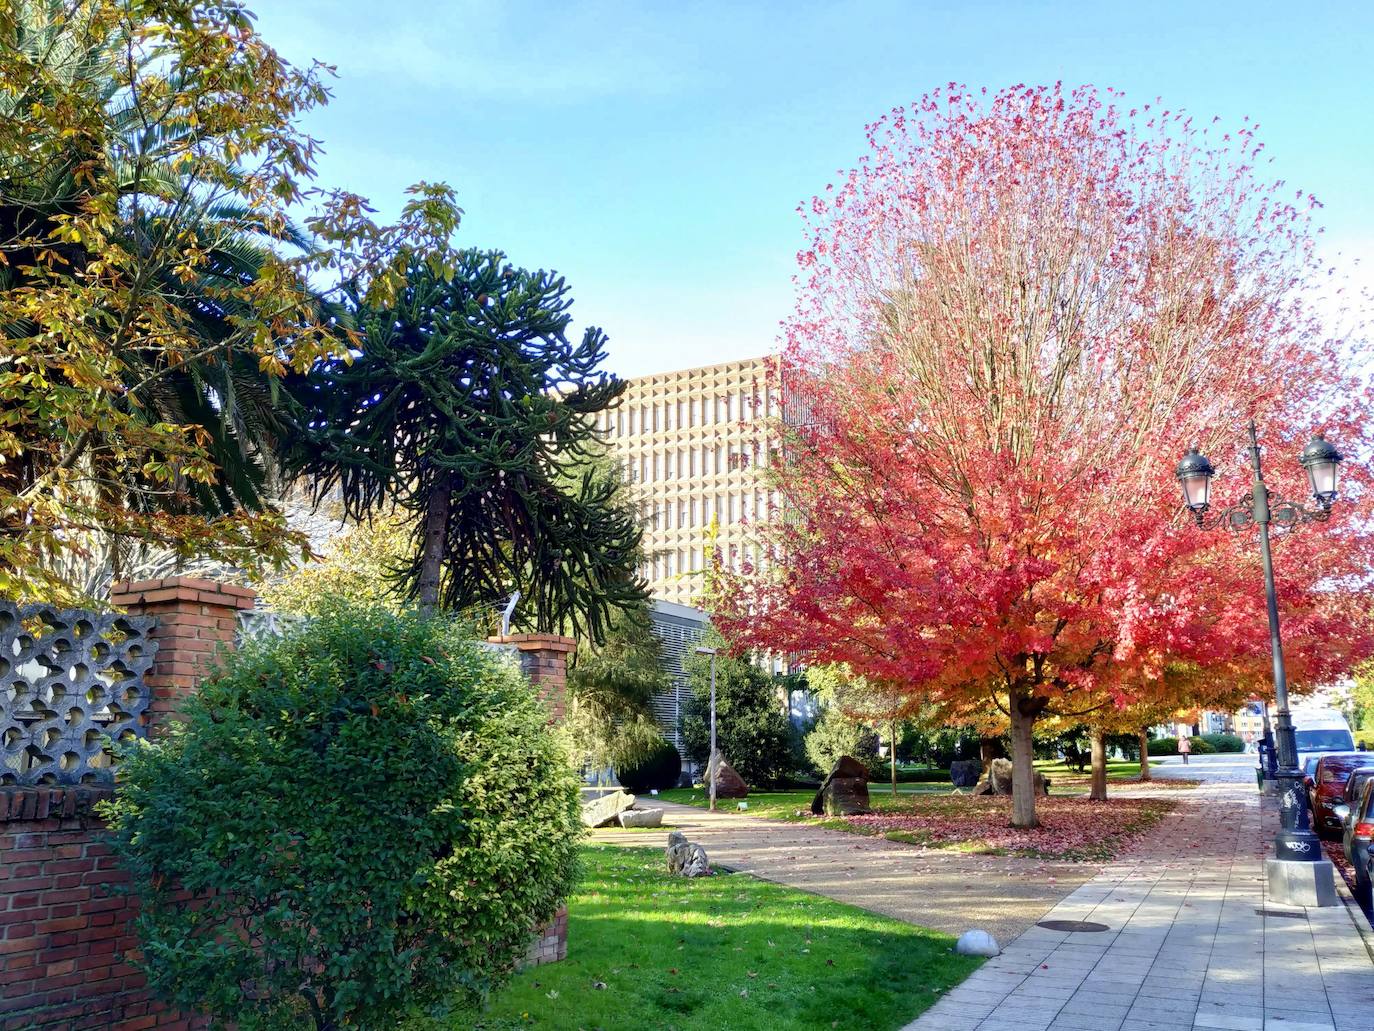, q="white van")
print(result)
[1290,708,1356,755]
